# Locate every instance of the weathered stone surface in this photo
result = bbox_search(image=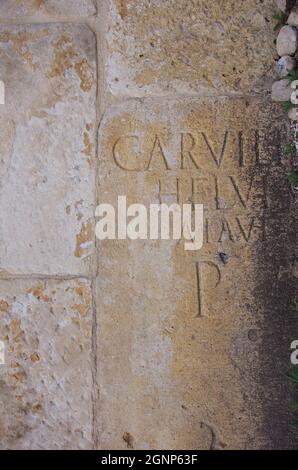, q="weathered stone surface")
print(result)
[271,78,293,100]
[0,0,96,18]
[96,97,295,449]
[0,24,96,275]
[276,25,298,56]
[105,0,277,97]
[276,55,296,77]
[0,278,93,449]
